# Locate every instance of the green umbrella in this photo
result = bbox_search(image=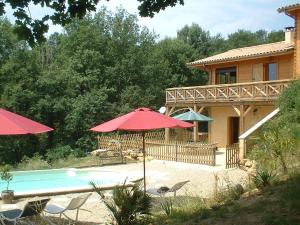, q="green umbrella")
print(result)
[173,109,213,122]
